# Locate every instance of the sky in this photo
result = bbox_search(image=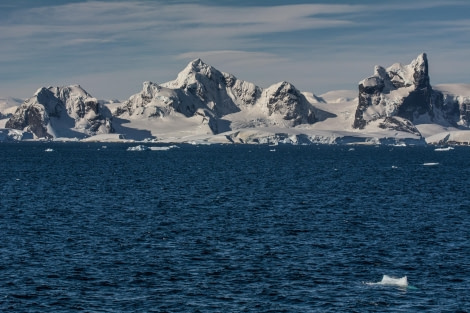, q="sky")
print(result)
[1,0,469,100]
